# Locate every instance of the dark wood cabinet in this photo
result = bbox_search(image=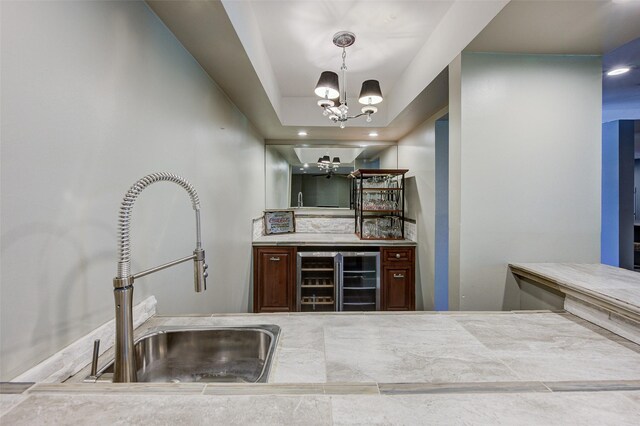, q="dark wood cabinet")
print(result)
[253,247,296,313]
[381,247,415,311]
[253,245,415,312]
